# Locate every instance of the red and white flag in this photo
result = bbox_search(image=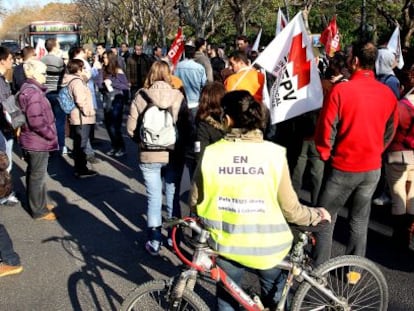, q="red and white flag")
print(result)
[35,38,46,59]
[276,7,288,36]
[319,15,340,57]
[254,12,322,124]
[387,26,404,69]
[167,27,185,71]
